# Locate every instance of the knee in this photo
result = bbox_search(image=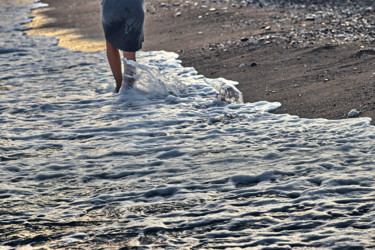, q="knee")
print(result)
[123,51,136,61]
